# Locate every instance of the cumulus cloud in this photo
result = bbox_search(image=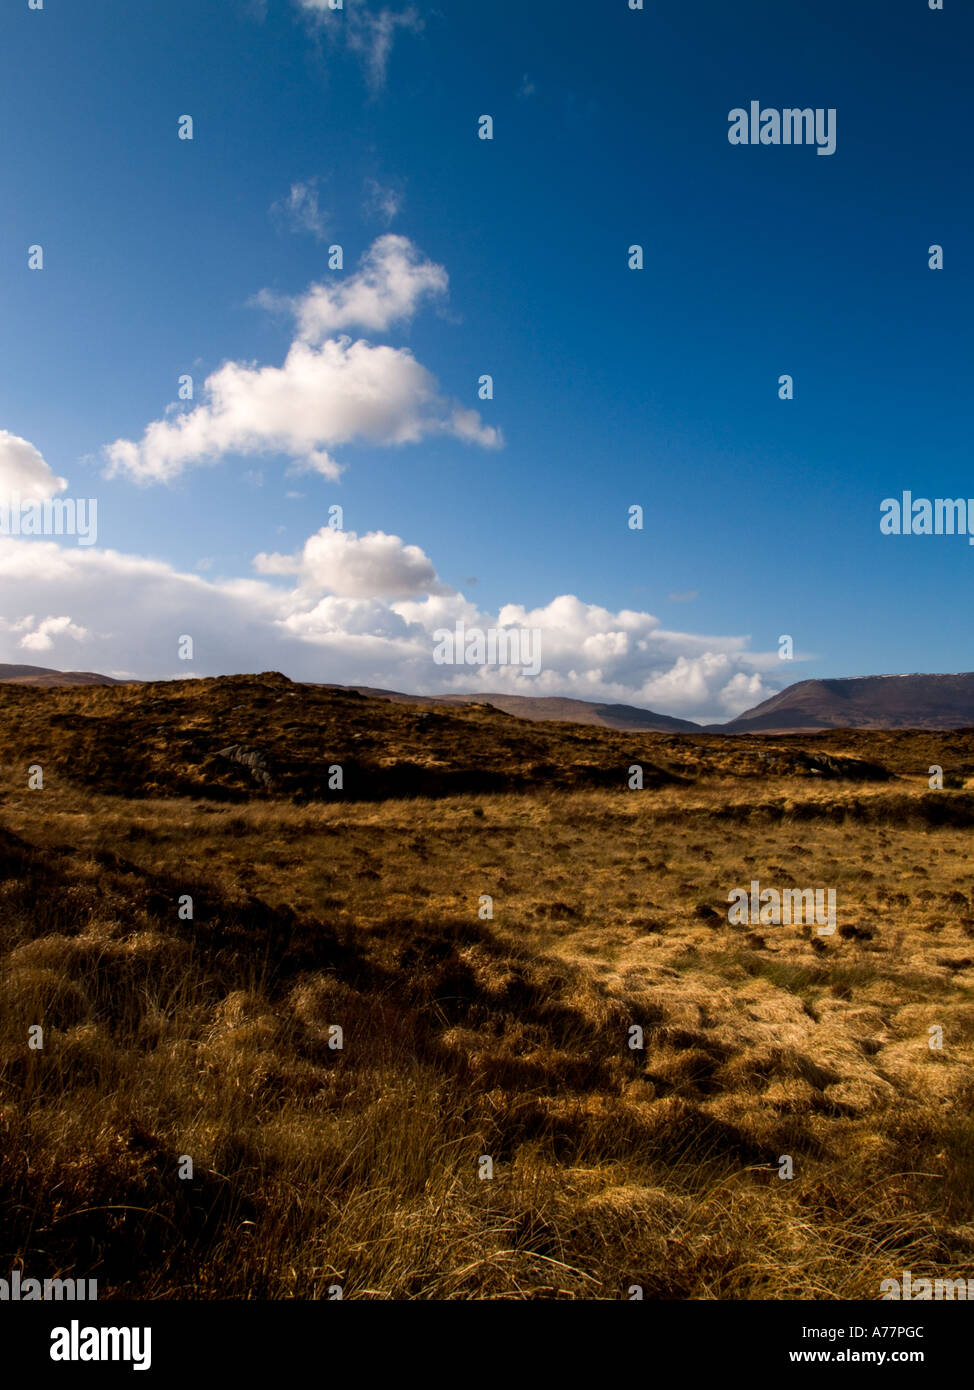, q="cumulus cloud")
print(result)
[255,527,448,599]
[0,611,90,654]
[17,615,90,652]
[279,234,448,341]
[102,237,497,484]
[0,532,781,722]
[0,430,68,502]
[0,540,286,679]
[716,669,769,713]
[296,1,423,91]
[464,595,773,717]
